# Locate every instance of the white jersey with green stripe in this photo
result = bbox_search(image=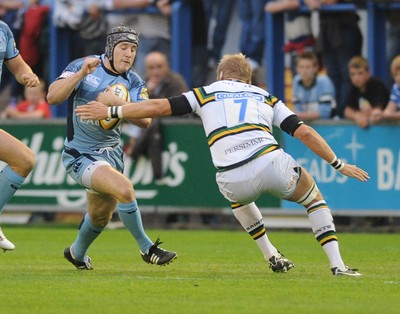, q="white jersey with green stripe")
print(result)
[182,80,296,171]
